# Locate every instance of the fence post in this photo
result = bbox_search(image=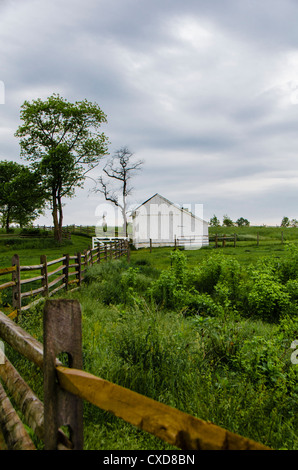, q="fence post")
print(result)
[40,255,49,297]
[97,244,101,264]
[11,255,21,319]
[43,299,84,450]
[83,249,88,271]
[76,253,82,286]
[63,254,69,291]
[150,238,152,253]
